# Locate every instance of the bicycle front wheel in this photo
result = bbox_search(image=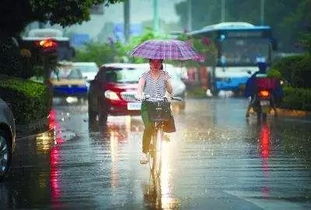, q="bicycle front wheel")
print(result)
[149,128,163,177]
